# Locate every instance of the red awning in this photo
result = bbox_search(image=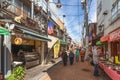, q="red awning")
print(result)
[100,34,109,42]
[109,28,120,42]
